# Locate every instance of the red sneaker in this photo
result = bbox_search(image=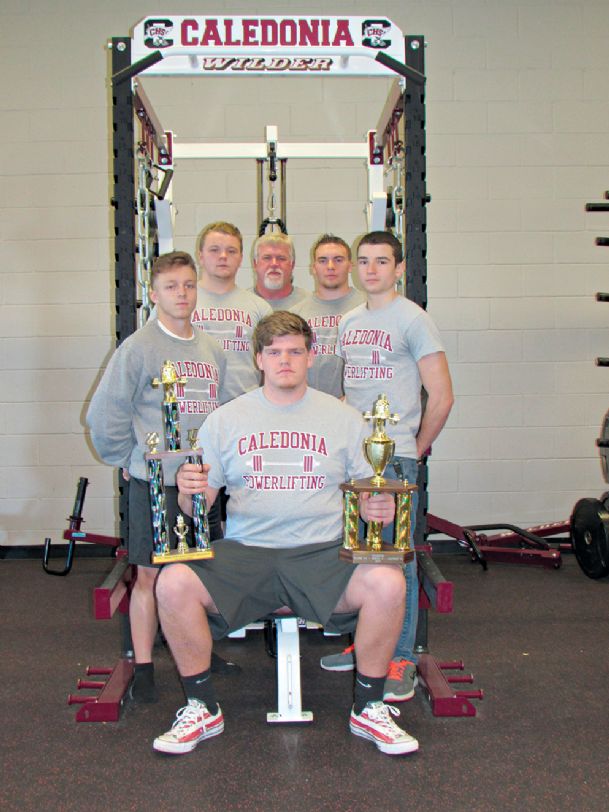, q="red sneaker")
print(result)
[350,701,418,755]
[153,699,224,754]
